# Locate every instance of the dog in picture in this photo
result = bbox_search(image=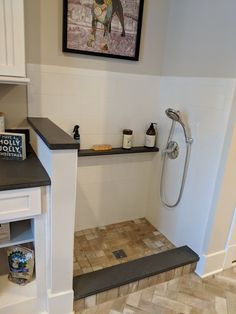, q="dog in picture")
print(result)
[87,0,126,51]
